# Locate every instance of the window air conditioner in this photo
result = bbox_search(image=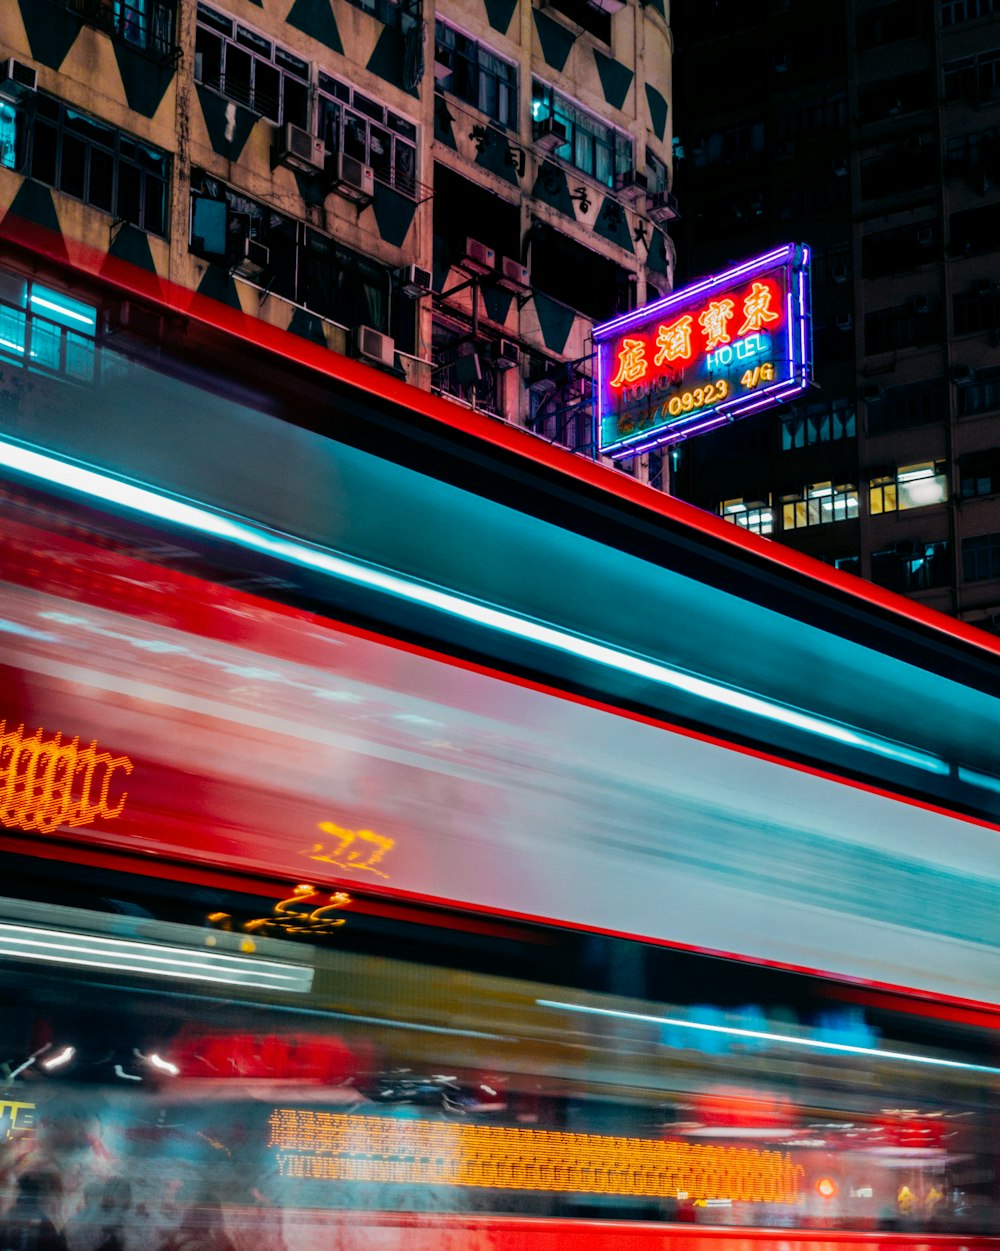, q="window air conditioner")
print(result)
[492,339,521,370]
[398,264,433,298]
[831,157,848,177]
[911,294,930,314]
[646,190,680,223]
[354,325,395,369]
[951,366,975,385]
[534,116,569,153]
[0,58,37,102]
[831,262,849,284]
[331,152,375,205]
[835,311,853,330]
[275,123,325,174]
[917,227,933,246]
[462,238,496,276]
[232,237,270,280]
[497,256,531,294]
[615,169,648,207]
